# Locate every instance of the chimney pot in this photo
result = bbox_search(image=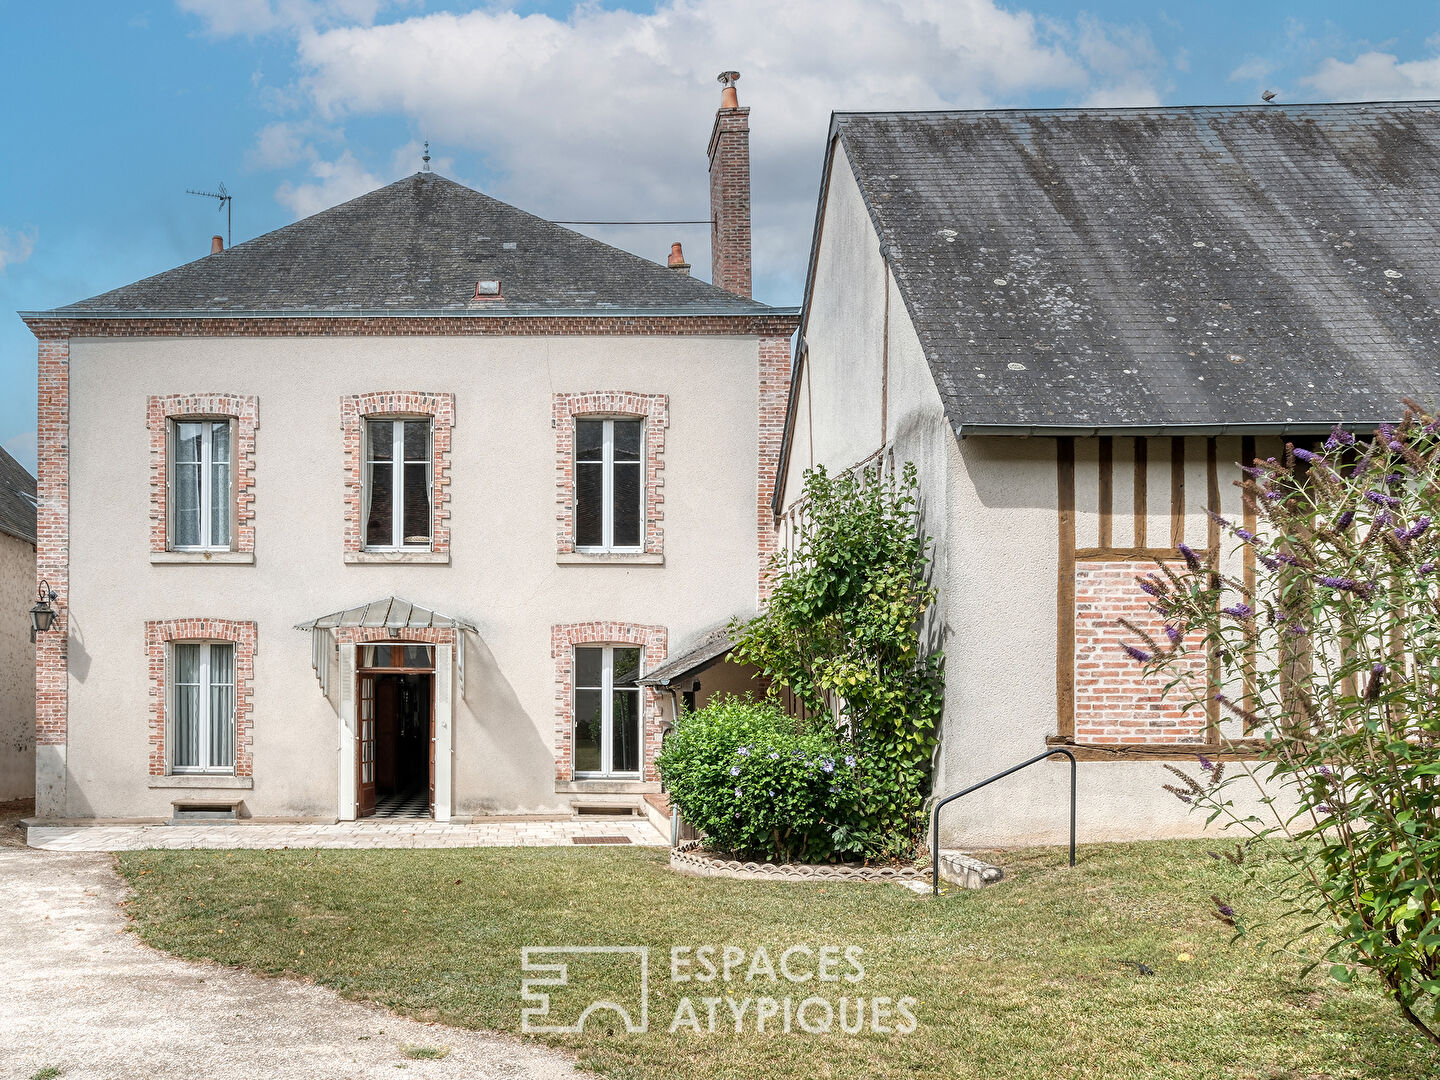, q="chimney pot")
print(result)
[210,235,224,255]
[717,70,740,110]
[667,241,691,273]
